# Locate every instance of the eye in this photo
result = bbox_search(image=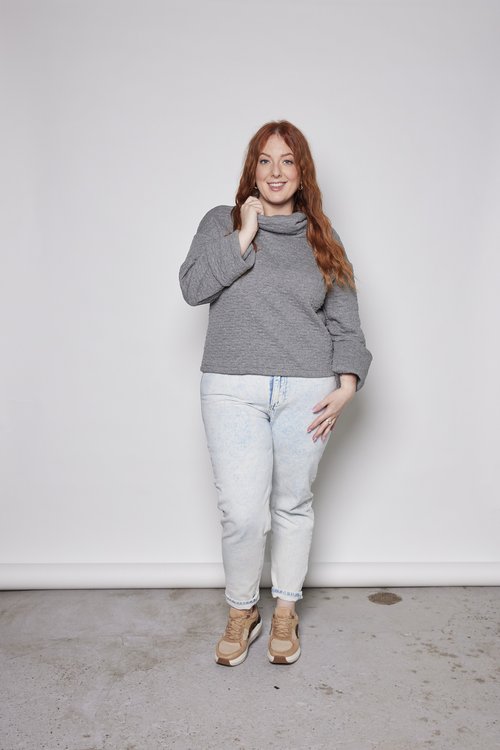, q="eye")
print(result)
[259,159,269,164]
[284,159,294,165]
